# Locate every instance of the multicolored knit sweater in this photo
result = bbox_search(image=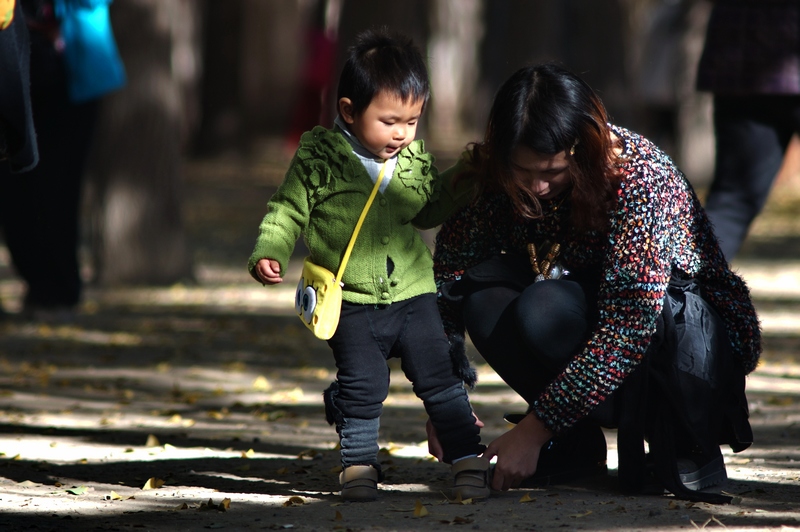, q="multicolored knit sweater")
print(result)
[433,125,762,434]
